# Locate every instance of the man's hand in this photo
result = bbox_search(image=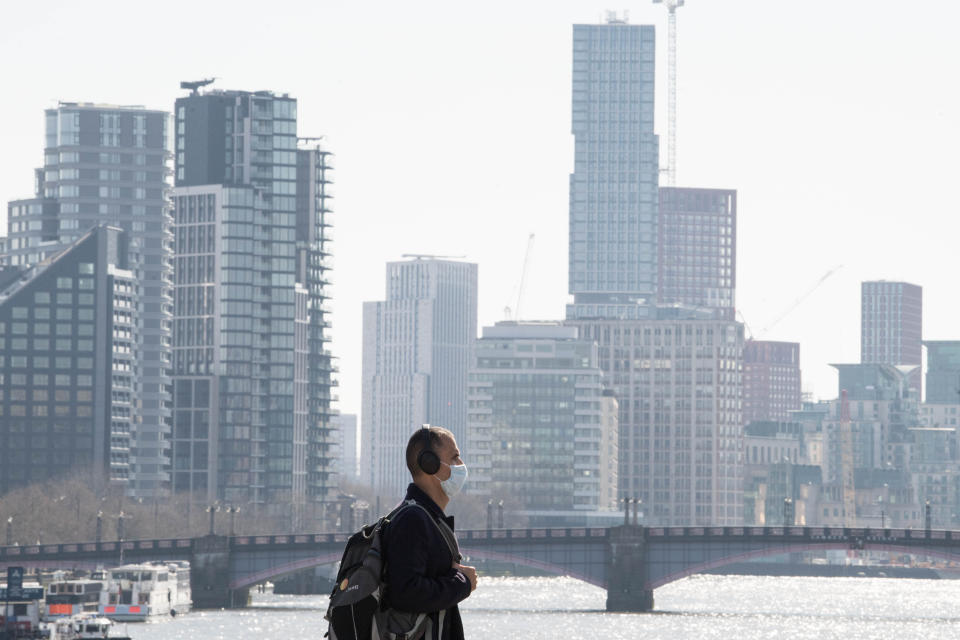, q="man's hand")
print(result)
[454,563,478,591]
